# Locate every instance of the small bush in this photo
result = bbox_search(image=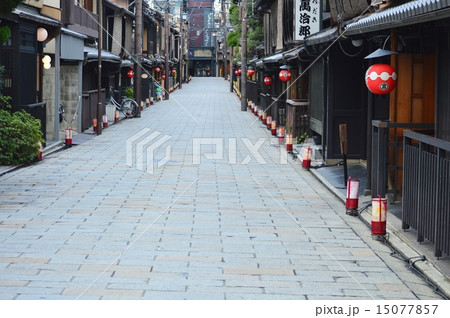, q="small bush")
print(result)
[123,87,134,99]
[0,97,44,165]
